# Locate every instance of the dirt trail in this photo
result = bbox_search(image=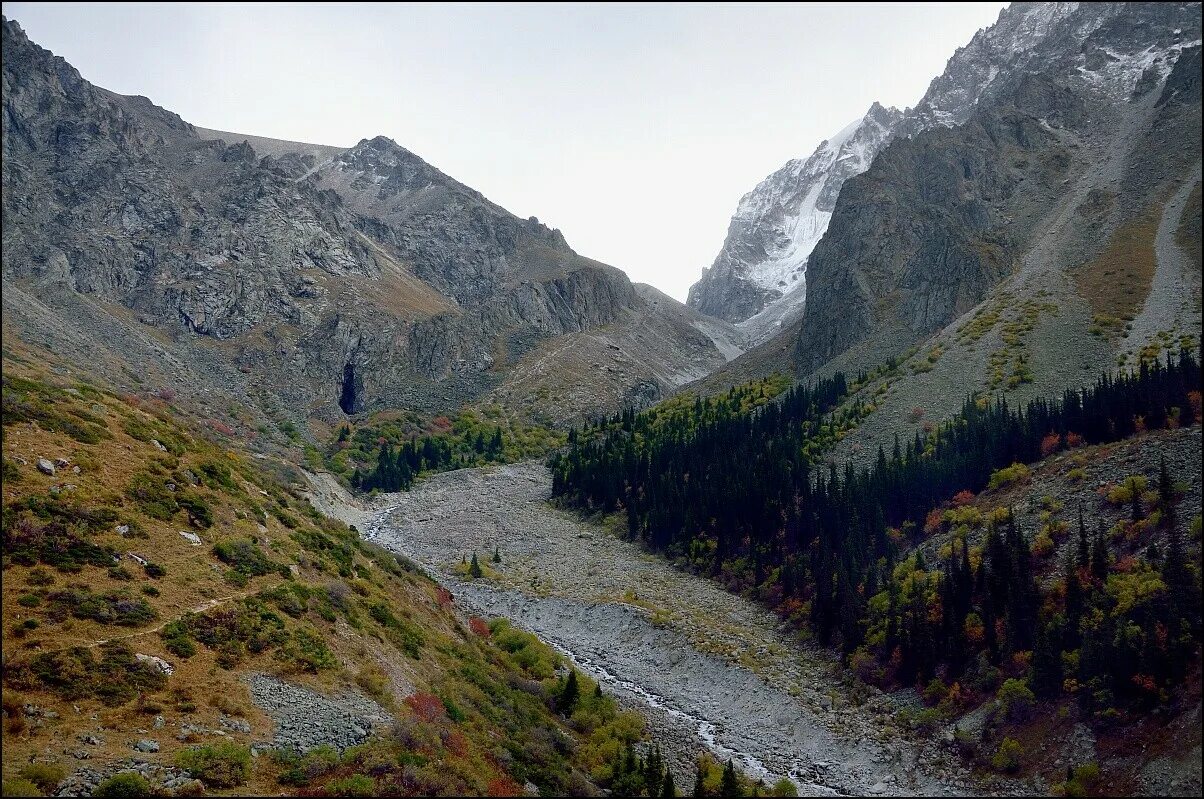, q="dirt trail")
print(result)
[362,461,1020,796]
